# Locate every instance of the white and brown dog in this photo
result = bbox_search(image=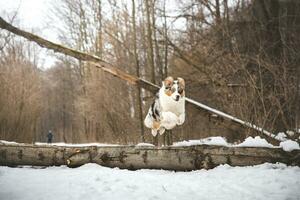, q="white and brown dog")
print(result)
[144,76,185,136]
